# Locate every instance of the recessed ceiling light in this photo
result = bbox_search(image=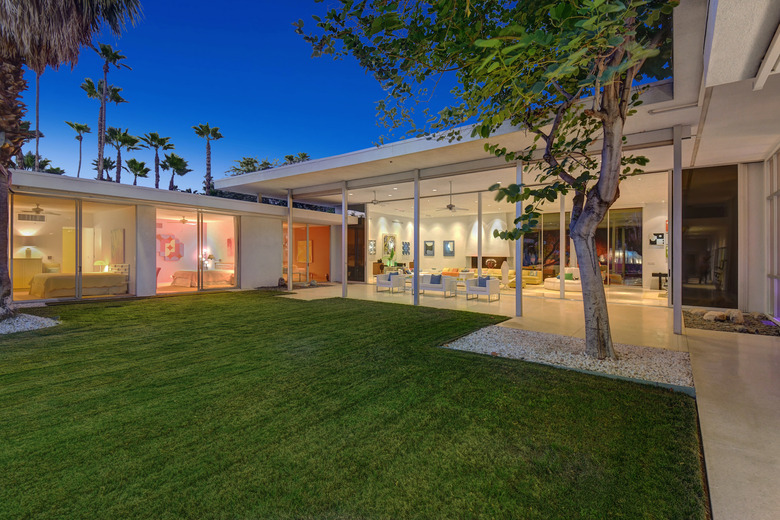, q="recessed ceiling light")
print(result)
[388,194,392,197]
[349,193,353,196]
[393,187,398,190]
[432,189,437,192]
